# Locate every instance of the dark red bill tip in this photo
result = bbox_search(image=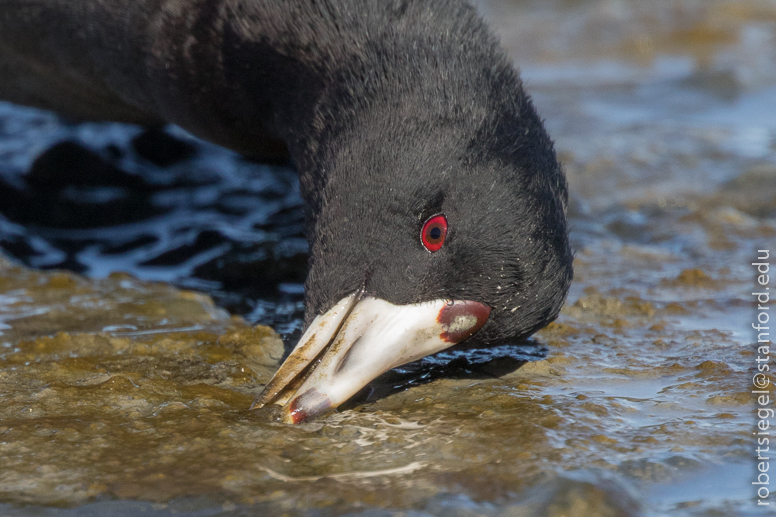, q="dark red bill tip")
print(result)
[287,388,332,424]
[438,300,491,343]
